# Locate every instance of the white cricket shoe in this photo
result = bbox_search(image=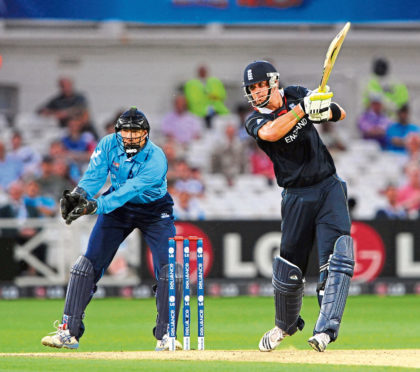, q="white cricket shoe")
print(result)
[259,326,286,352]
[41,321,79,349]
[308,332,331,352]
[155,333,183,351]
